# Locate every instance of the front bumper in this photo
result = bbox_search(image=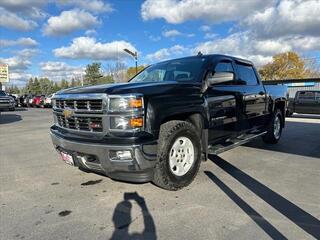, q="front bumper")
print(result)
[50,127,158,183]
